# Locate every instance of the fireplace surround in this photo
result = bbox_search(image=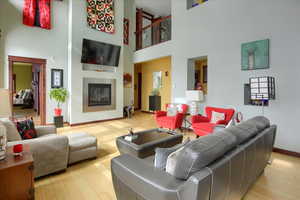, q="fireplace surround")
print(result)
[83,78,116,112]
